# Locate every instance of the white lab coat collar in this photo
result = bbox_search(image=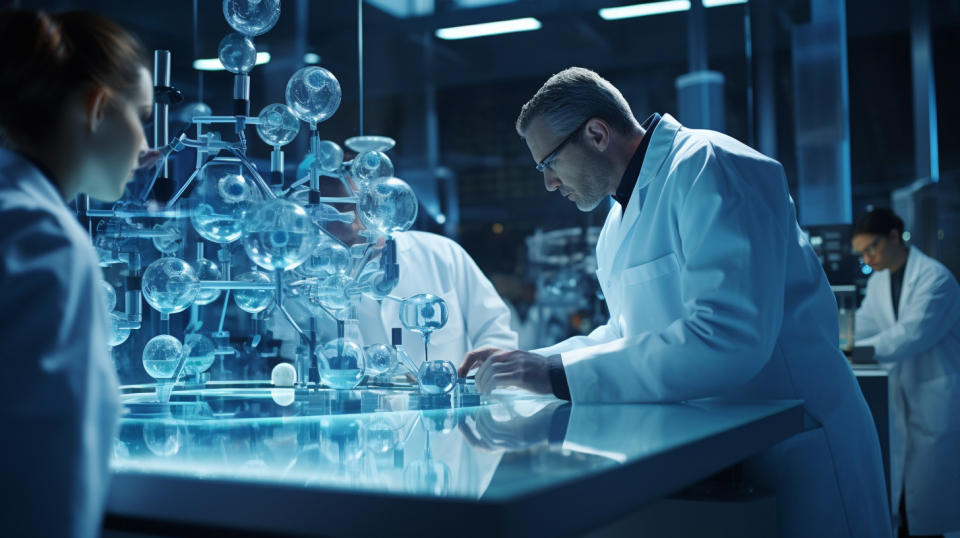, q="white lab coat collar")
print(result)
[611,113,681,266]
[871,245,922,324]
